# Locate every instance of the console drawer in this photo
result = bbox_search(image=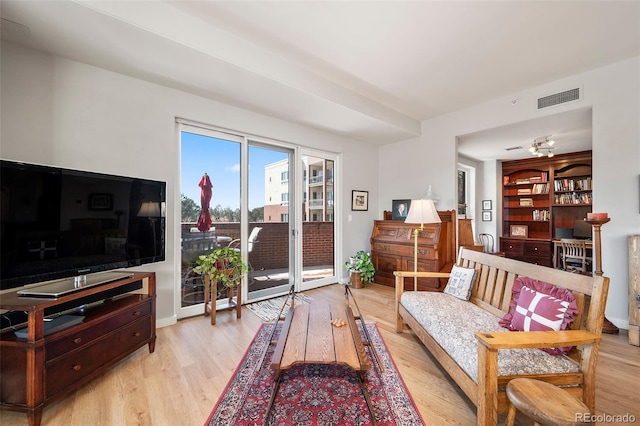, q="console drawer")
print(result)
[46,316,152,398]
[524,241,551,257]
[501,239,524,258]
[46,300,152,360]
